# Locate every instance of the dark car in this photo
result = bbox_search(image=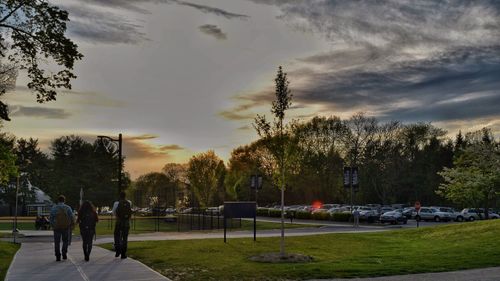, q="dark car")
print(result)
[380,210,408,225]
[402,207,415,219]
